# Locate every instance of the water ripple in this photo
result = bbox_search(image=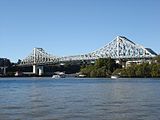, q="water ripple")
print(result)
[0,78,160,120]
